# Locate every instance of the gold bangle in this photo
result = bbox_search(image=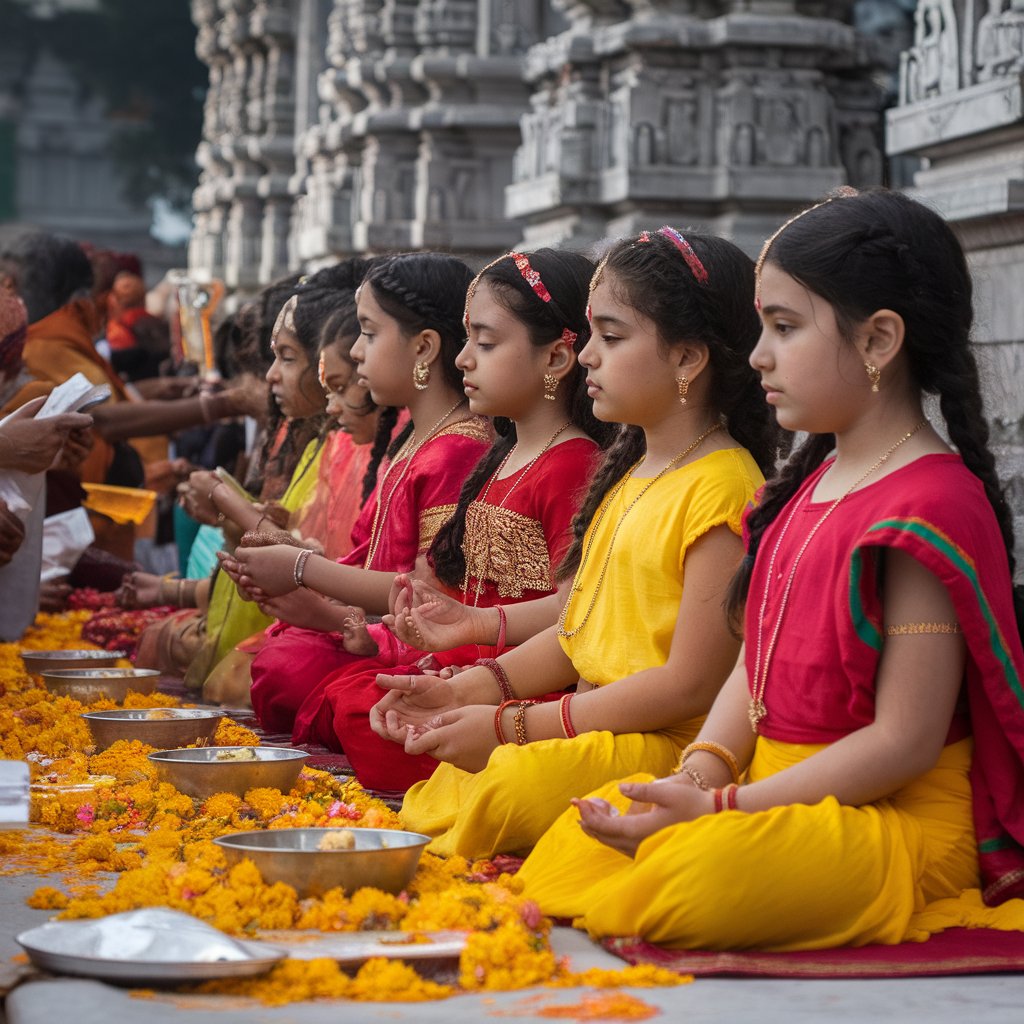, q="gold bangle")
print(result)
[885,622,961,636]
[677,740,741,784]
